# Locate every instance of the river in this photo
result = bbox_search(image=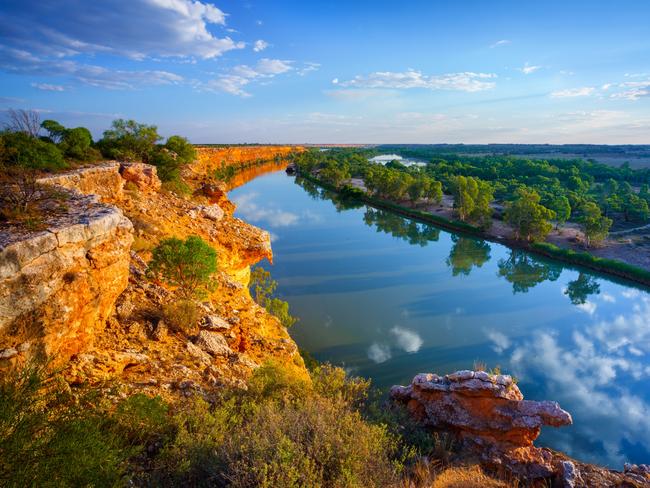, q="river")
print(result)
[229,167,650,469]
